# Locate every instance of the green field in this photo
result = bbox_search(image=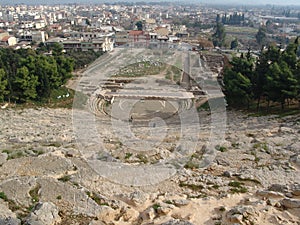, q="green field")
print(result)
[225,26,258,35]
